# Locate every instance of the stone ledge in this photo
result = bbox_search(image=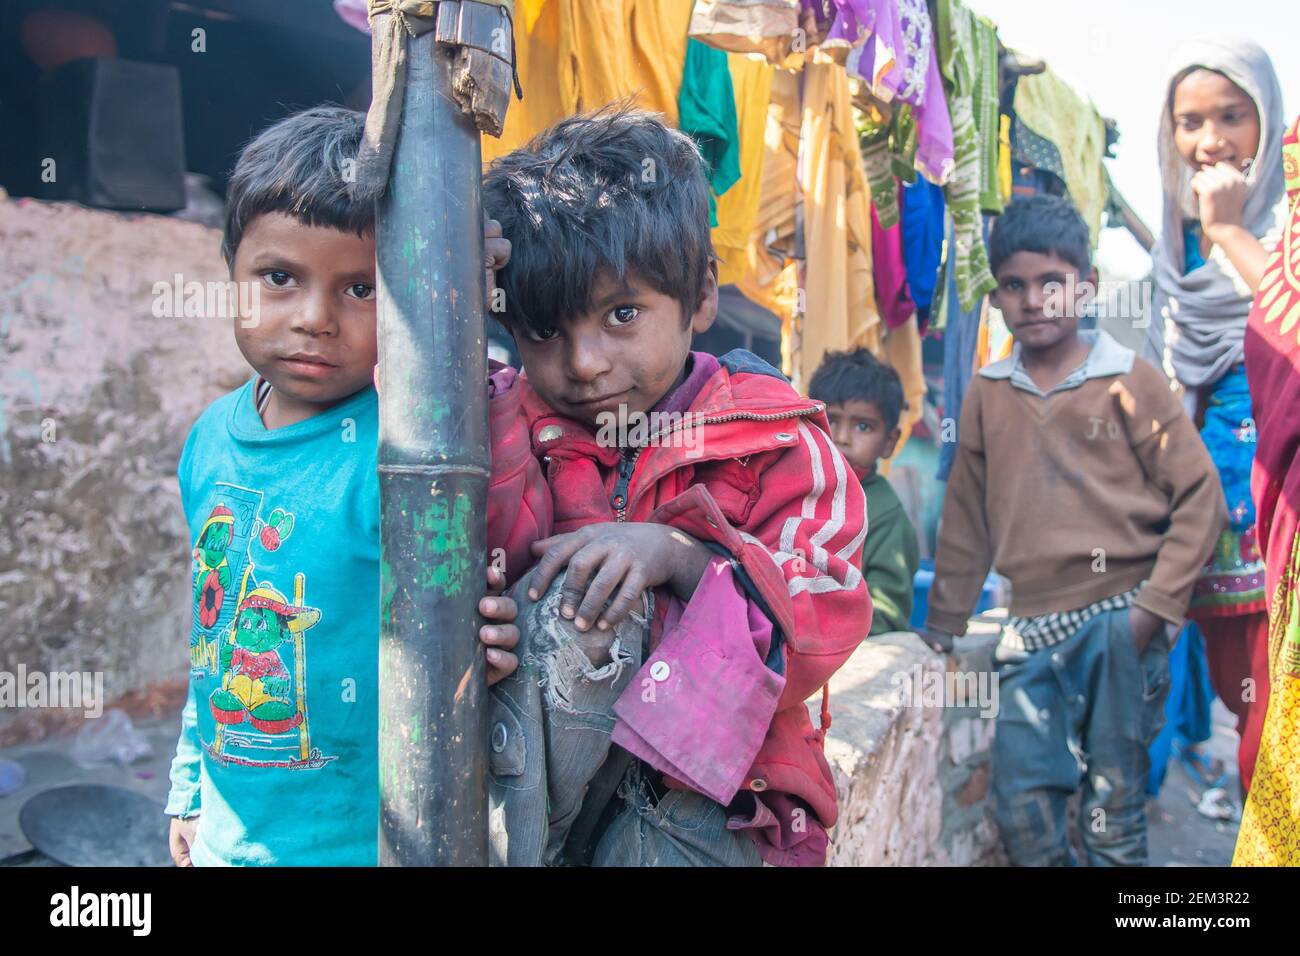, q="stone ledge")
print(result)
[808,622,1005,866]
